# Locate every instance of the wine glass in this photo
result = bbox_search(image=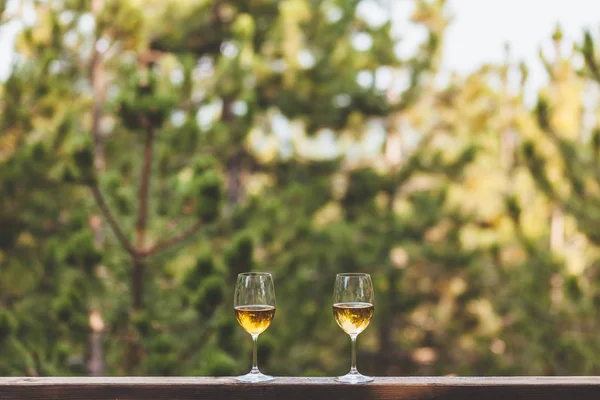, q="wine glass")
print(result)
[234,272,276,383]
[333,273,374,383]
